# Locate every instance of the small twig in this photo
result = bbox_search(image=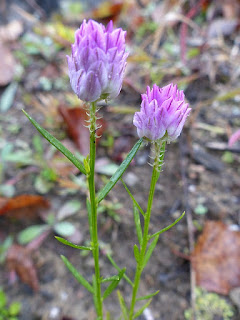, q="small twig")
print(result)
[179,134,196,320]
